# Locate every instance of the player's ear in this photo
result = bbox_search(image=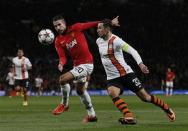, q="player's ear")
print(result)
[106,26,111,32]
[62,19,66,25]
[107,26,110,30]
